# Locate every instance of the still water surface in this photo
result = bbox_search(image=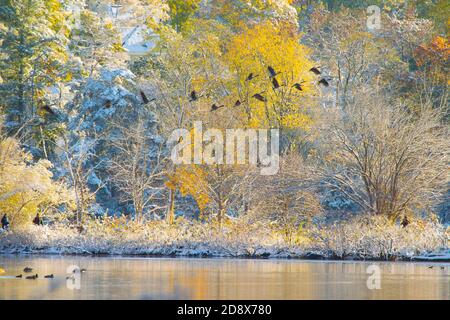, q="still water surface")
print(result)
[0,256,449,300]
